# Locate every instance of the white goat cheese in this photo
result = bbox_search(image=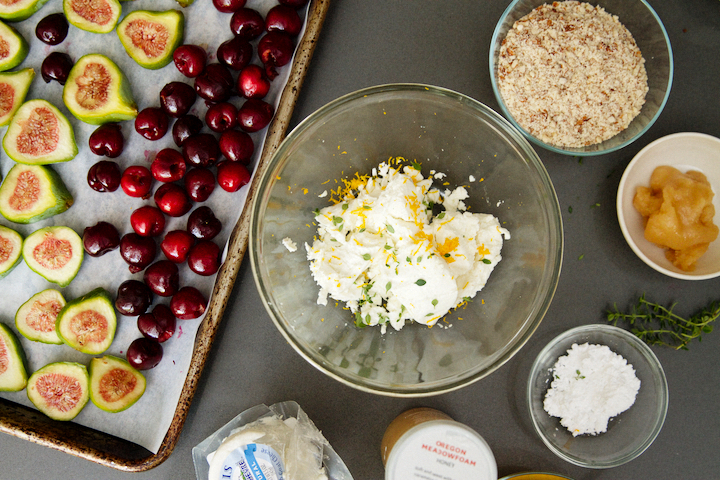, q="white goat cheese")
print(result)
[305,161,510,332]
